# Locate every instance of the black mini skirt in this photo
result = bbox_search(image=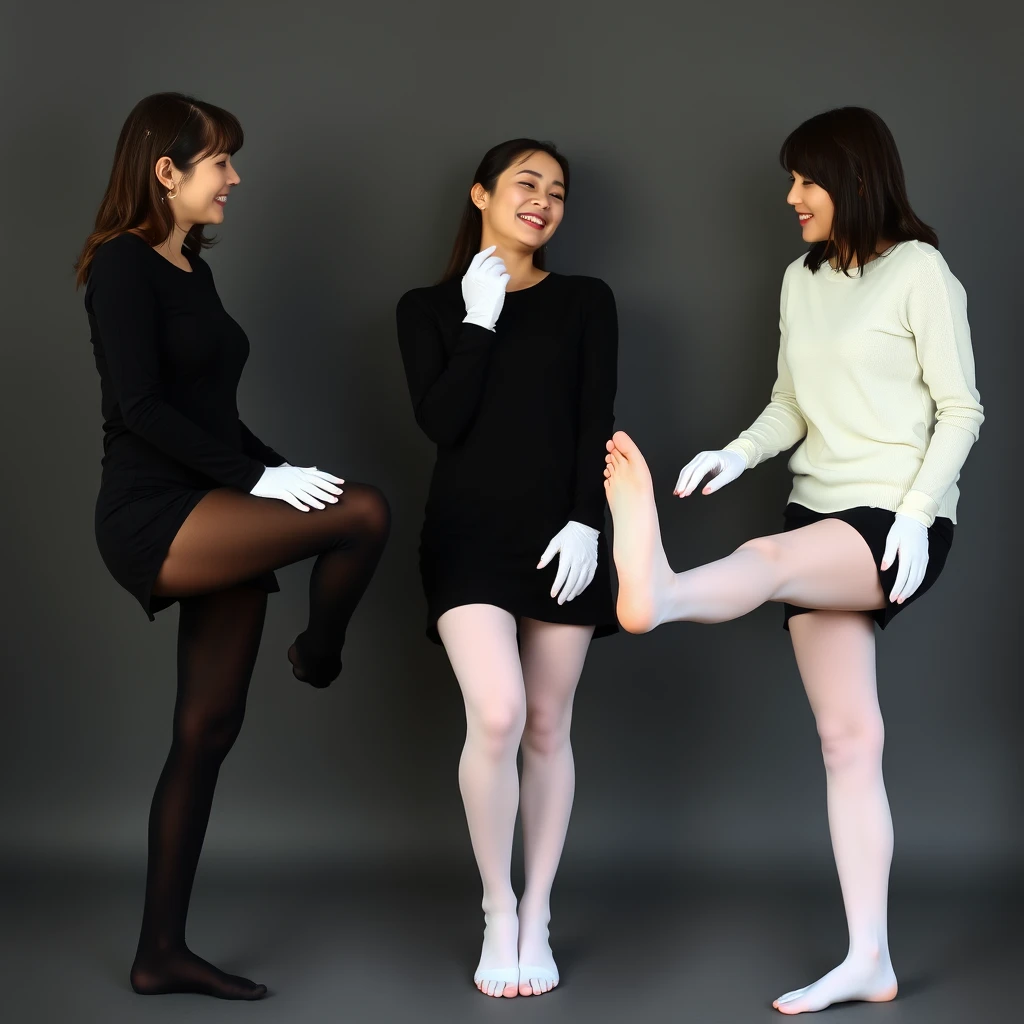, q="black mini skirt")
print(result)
[781,503,954,630]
